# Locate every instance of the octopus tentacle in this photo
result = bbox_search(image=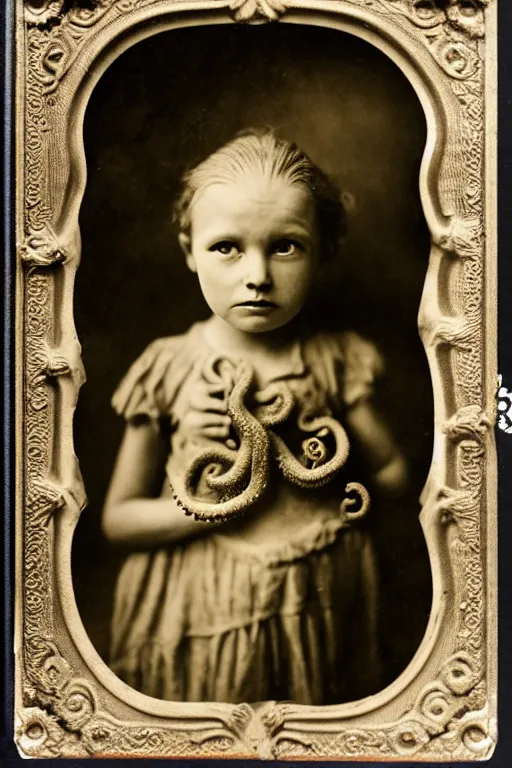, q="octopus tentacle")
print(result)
[340,482,371,521]
[169,353,362,521]
[270,407,351,489]
[169,356,271,521]
[253,381,295,427]
[197,357,255,494]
